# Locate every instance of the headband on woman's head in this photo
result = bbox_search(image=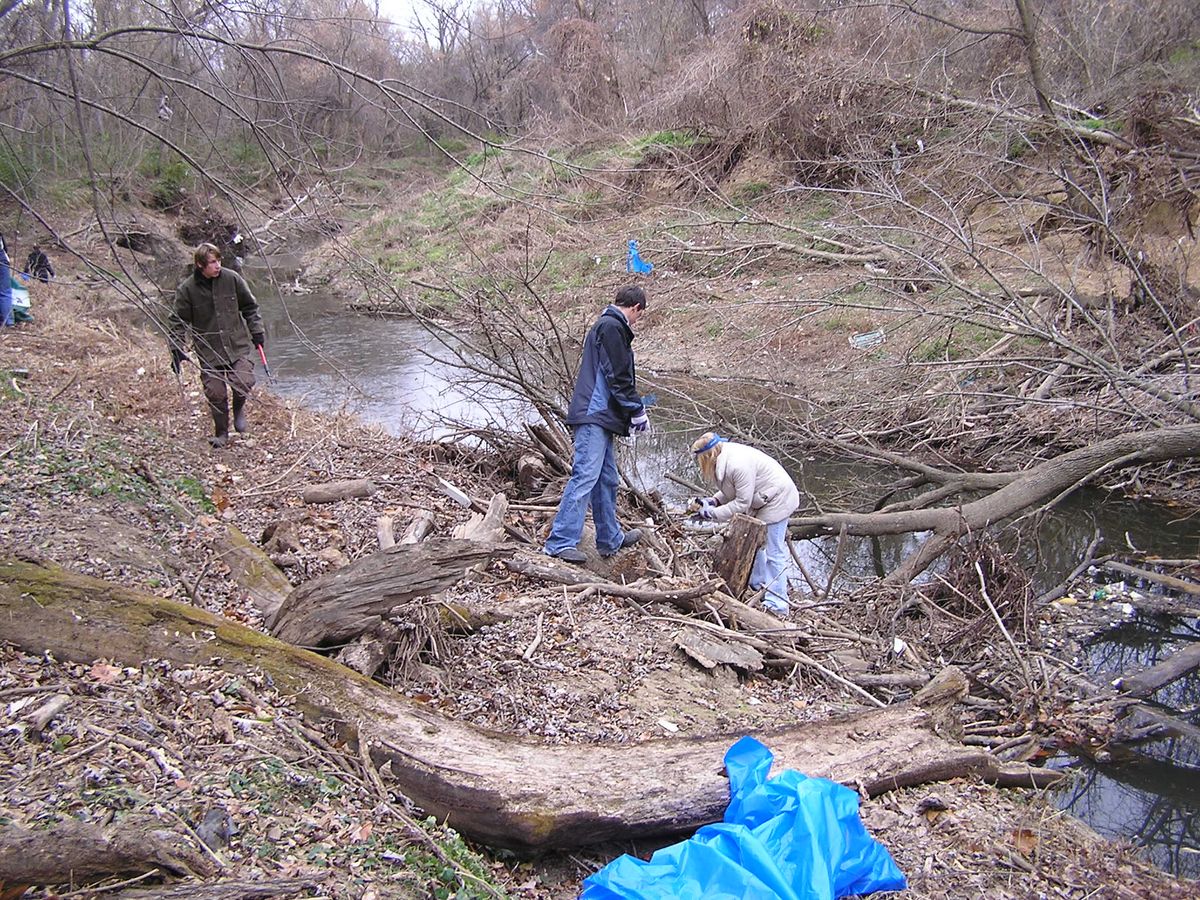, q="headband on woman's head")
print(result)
[694,434,725,455]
